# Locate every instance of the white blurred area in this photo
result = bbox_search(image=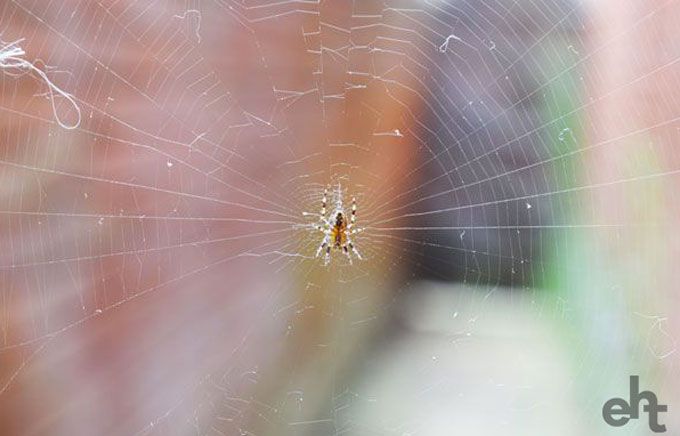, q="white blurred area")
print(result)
[349,283,585,436]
